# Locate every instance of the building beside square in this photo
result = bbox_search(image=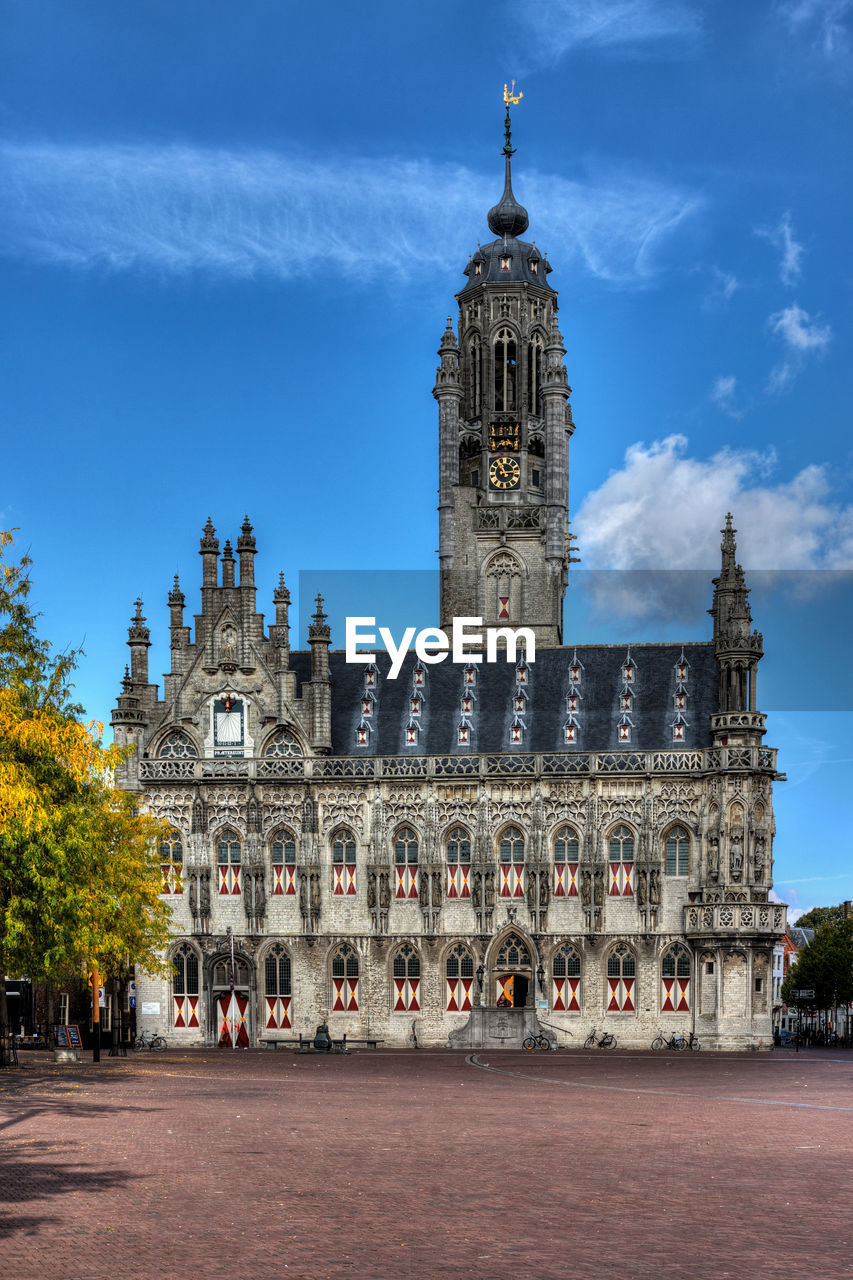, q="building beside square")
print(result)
[113,105,786,1050]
